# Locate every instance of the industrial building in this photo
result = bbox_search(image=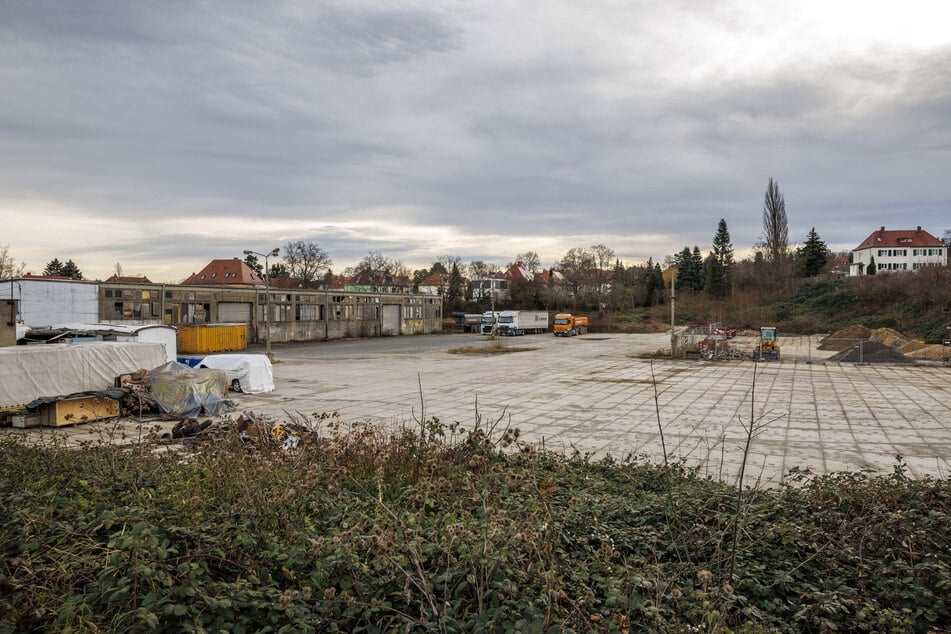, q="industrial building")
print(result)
[1,275,443,345]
